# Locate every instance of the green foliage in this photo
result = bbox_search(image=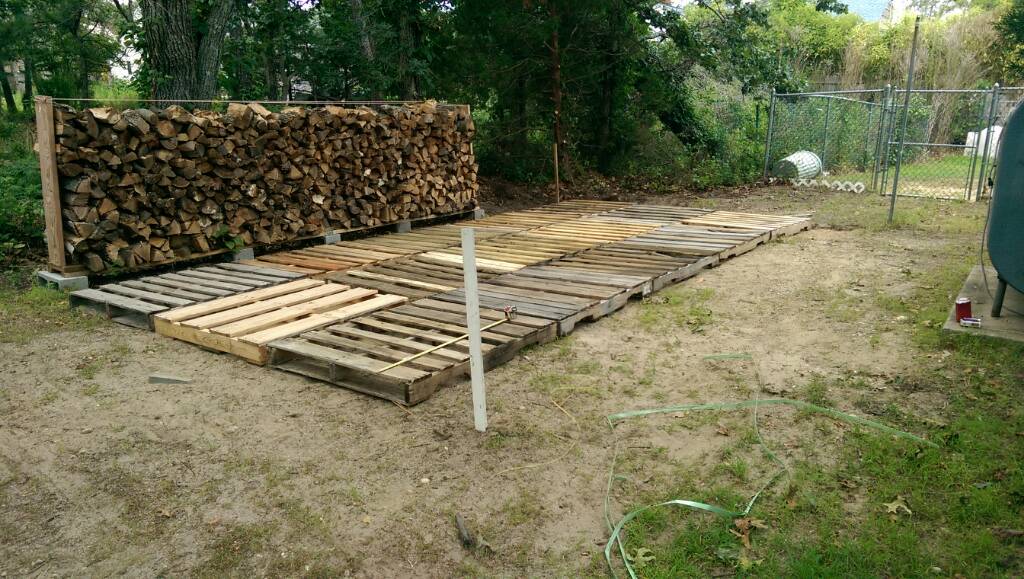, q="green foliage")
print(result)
[0,117,43,256]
